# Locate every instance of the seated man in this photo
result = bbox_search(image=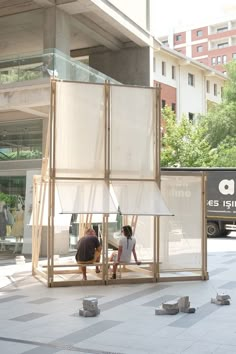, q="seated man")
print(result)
[75,228,102,280]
